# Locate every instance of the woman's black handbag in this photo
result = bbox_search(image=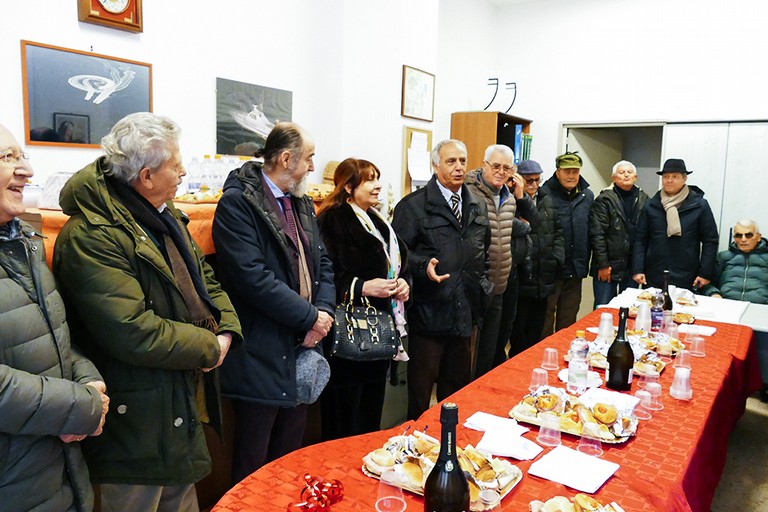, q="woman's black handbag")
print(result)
[332,278,398,361]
